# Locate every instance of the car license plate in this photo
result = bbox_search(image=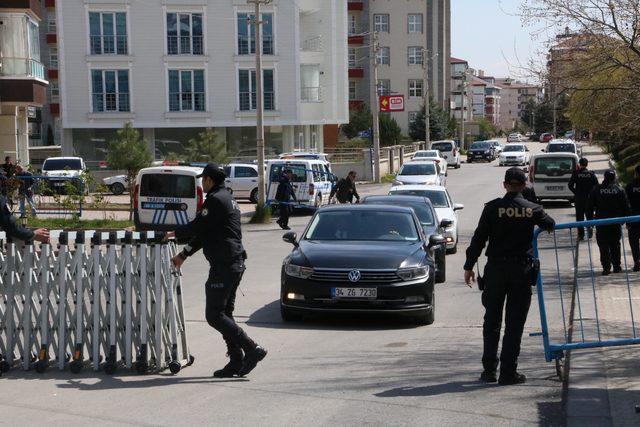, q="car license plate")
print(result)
[546,186,564,191]
[331,287,377,299]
